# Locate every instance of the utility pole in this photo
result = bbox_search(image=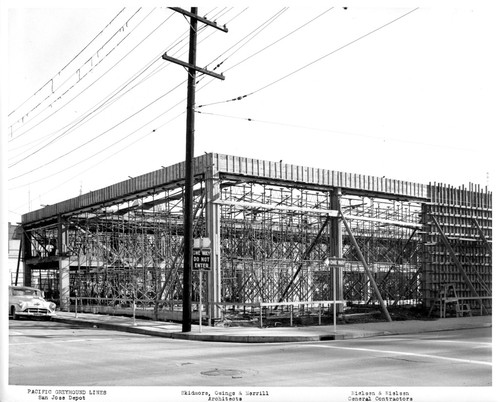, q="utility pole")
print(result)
[162,7,227,332]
